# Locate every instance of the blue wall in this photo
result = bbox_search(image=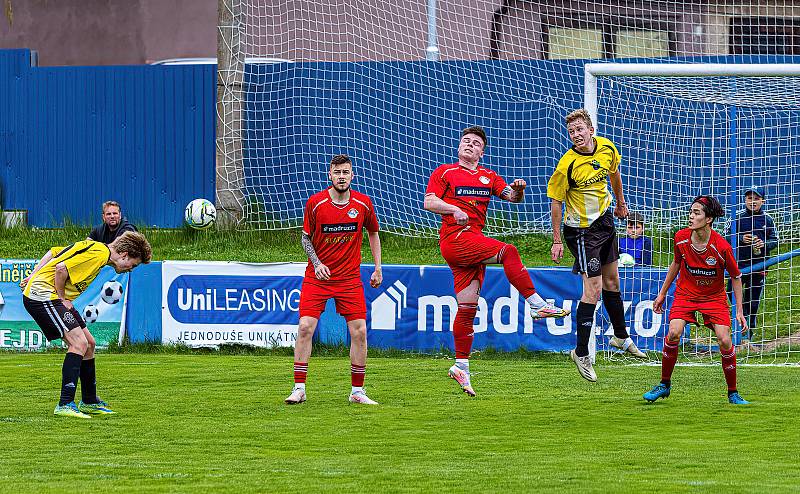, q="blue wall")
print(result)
[0,49,216,227]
